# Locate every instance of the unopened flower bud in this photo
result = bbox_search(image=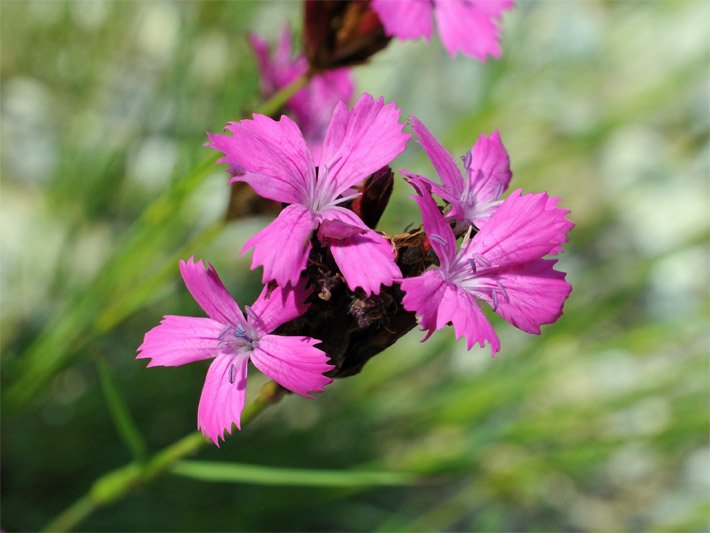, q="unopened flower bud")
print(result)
[303,0,391,71]
[350,166,394,229]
